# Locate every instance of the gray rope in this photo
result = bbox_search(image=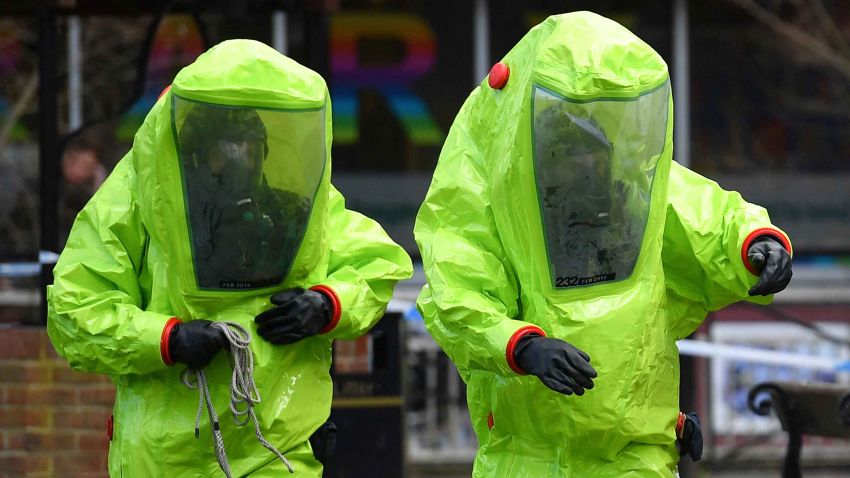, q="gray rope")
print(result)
[182,321,294,476]
[185,367,232,477]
